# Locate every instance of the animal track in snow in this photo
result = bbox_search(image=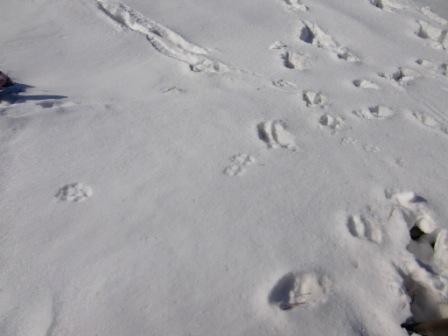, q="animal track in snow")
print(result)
[340,137,380,154]
[302,90,327,108]
[55,183,93,202]
[416,59,448,77]
[353,79,380,90]
[257,120,297,151]
[368,0,404,12]
[340,136,358,146]
[362,144,381,153]
[319,114,343,131]
[281,0,308,12]
[281,51,310,70]
[96,0,229,73]
[416,20,448,51]
[411,110,448,137]
[421,7,448,26]
[298,20,360,62]
[347,214,383,244]
[269,271,331,310]
[272,79,297,89]
[269,41,287,50]
[353,105,395,120]
[378,67,421,86]
[223,154,256,177]
[441,63,448,76]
